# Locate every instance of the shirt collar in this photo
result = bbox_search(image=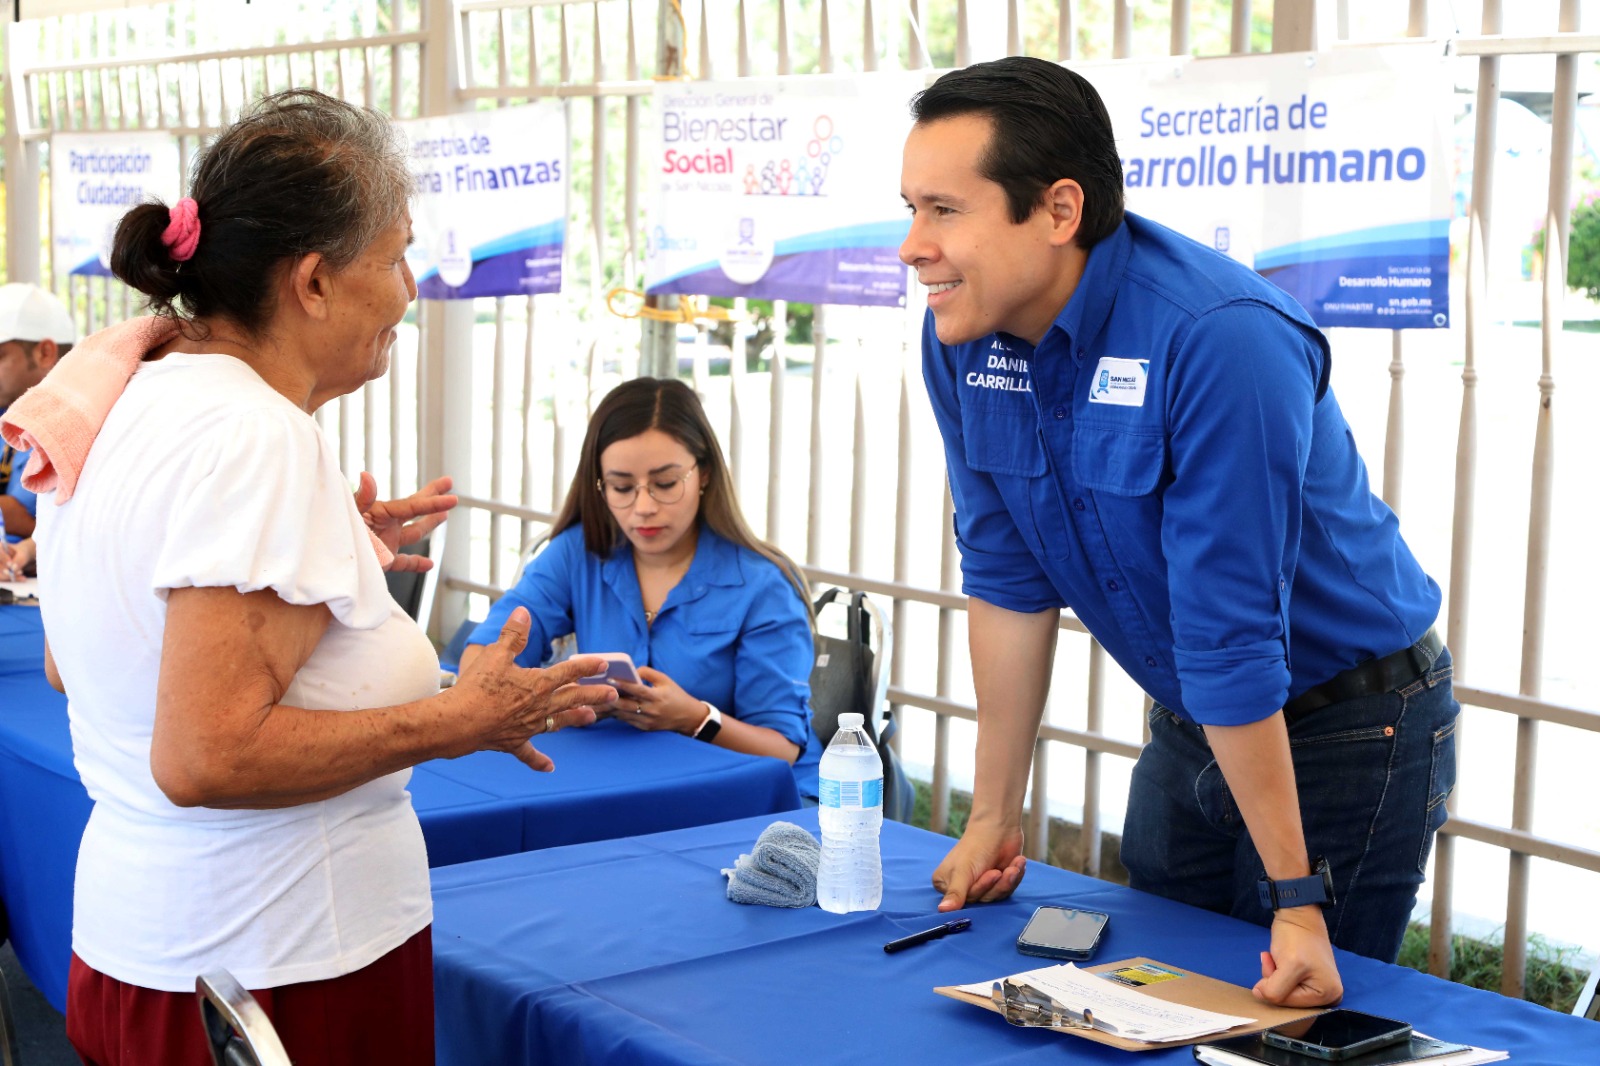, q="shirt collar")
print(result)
[599,523,745,612]
[1049,215,1133,365]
